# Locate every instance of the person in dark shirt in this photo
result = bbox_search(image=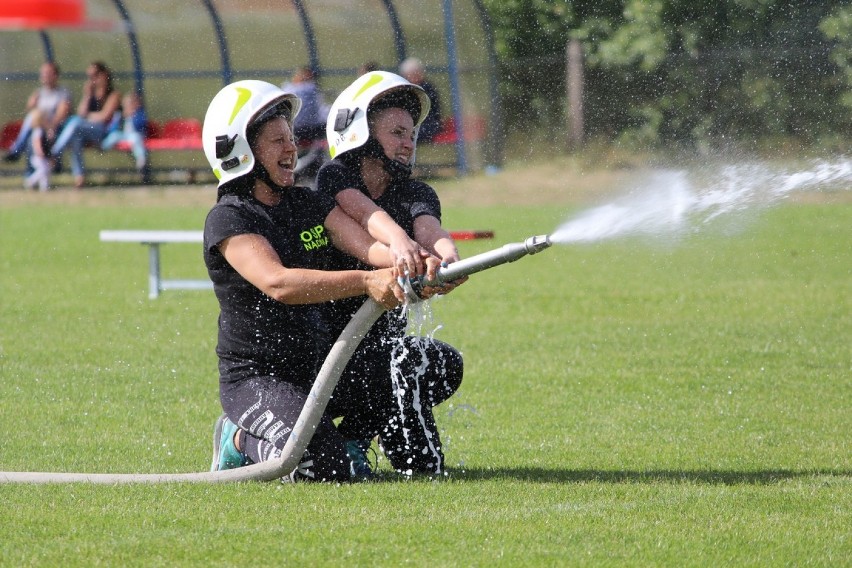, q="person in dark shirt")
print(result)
[50,61,122,188]
[202,80,433,482]
[318,71,465,476]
